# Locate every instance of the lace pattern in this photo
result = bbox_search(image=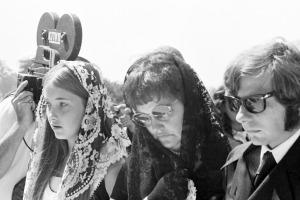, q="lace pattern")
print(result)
[186,179,196,200]
[126,52,229,200]
[24,61,131,200]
